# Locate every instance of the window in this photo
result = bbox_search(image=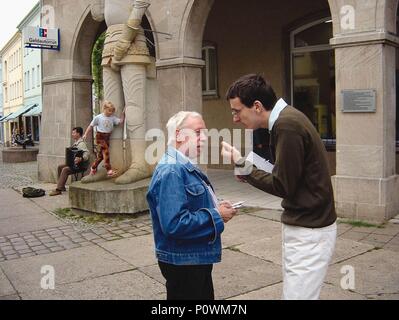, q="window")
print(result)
[291,18,335,145]
[32,116,40,141]
[202,45,218,97]
[26,116,32,137]
[4,61,7,81]
[32,68,35,88]
[27,71,30,90]
[37,65,40,86]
